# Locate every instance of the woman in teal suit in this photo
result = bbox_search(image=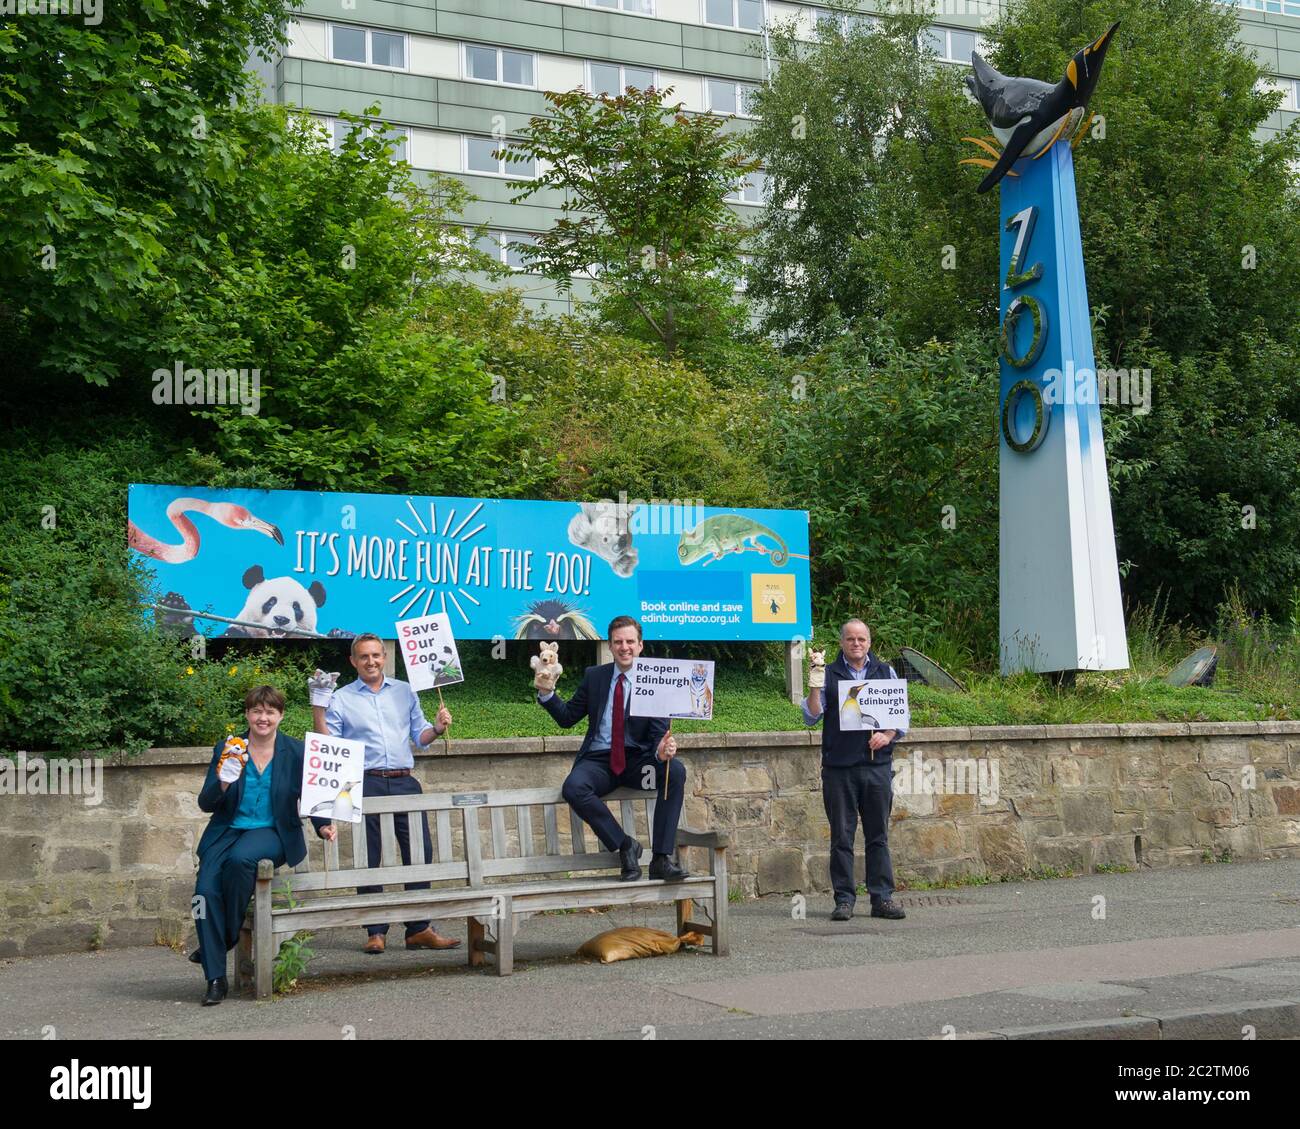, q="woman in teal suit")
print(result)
[191,685,335,1005]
